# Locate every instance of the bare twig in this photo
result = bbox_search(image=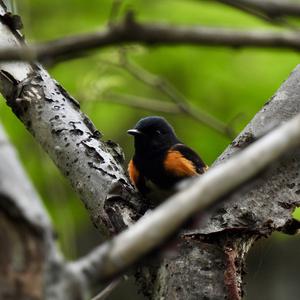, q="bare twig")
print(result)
[102,91,182,114]
[70,112,300,284]
[1,18,300,64]
[107,0,123,26]
[100,55,234,137]
[213,0,289,25]
[215,0,300,19]
[117,49,189,106]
